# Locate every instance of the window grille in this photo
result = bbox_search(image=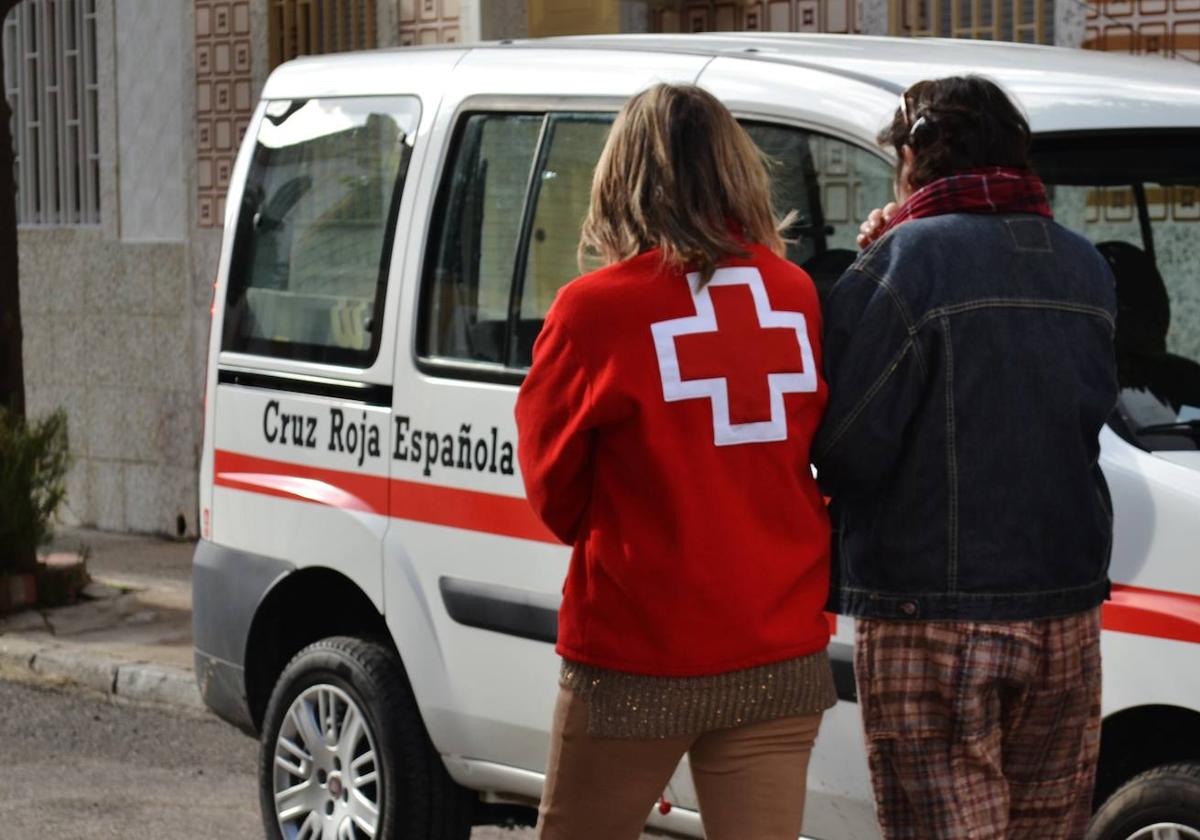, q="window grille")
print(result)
[2,0,101,226]
[651,2,860,35]
[268,0,378,69]
[890,0,1052,43]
